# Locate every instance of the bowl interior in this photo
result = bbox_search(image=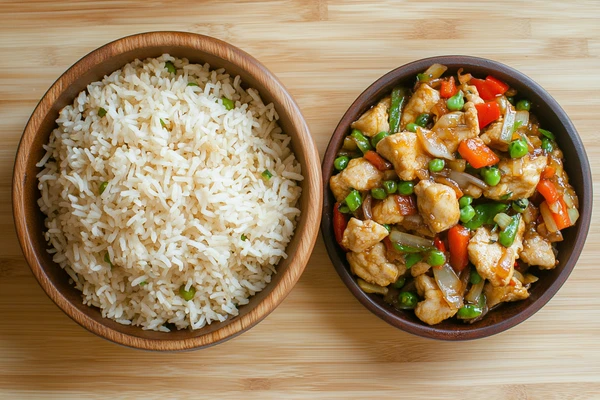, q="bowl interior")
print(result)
[15,32,320,349]
[321,56,592,340]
